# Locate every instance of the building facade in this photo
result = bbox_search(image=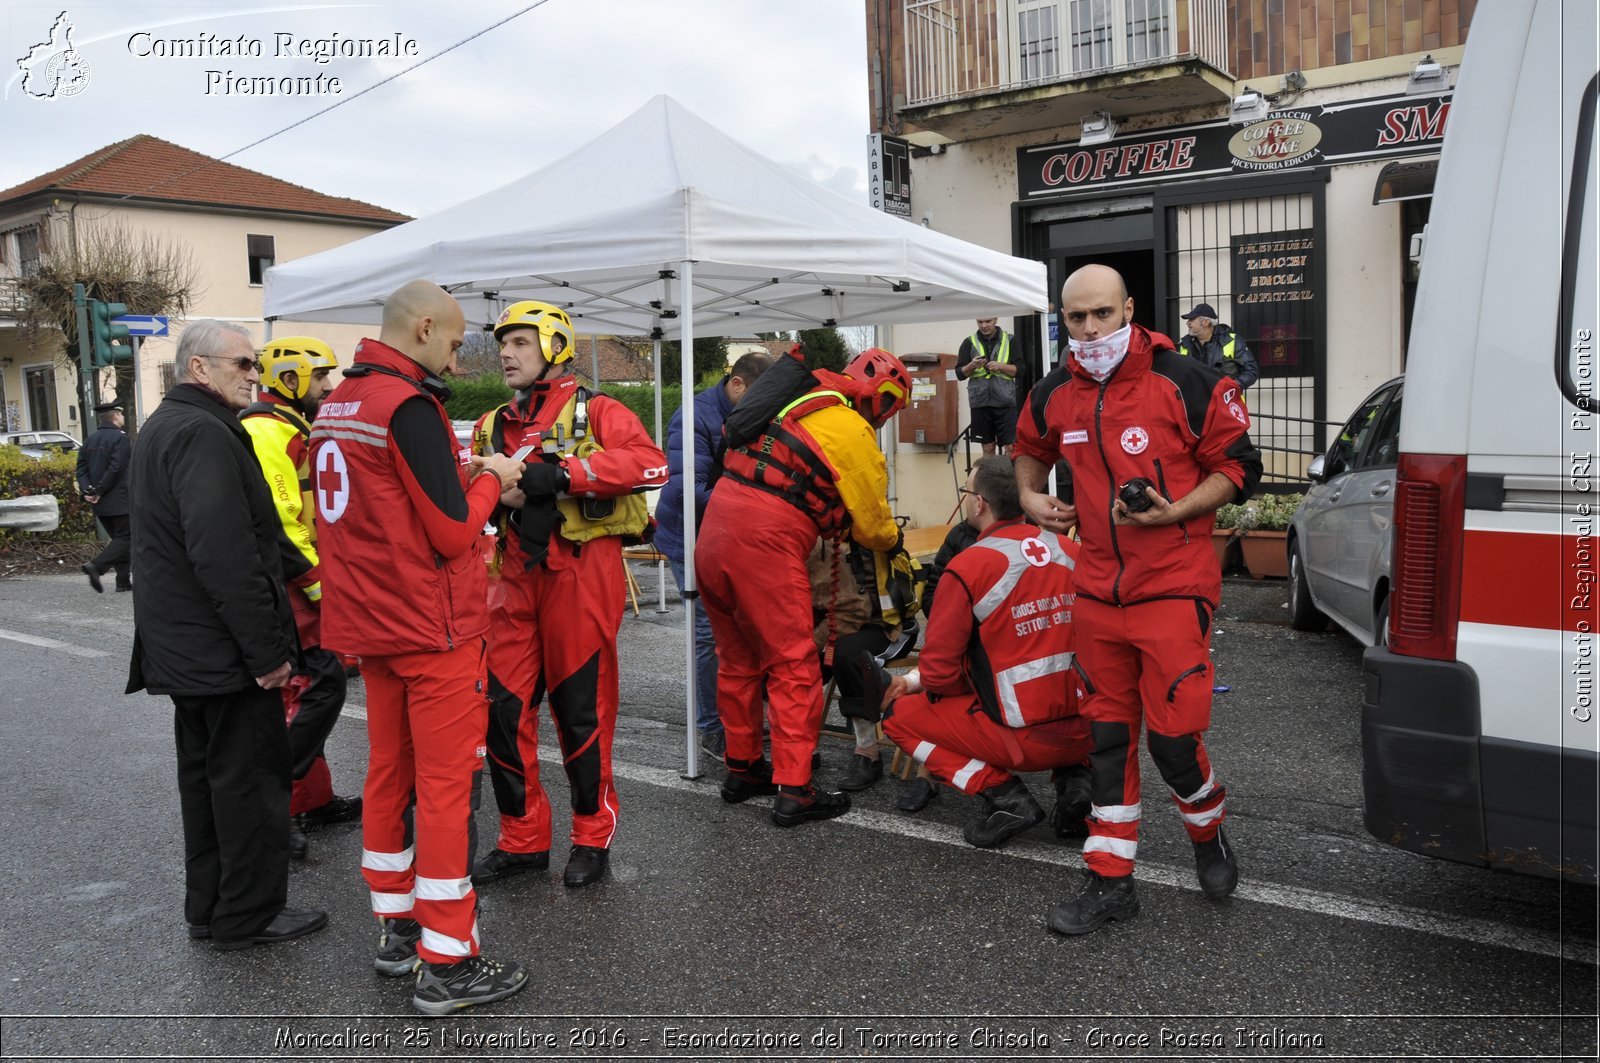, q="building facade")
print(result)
[868,0,1473,524]
[0,135,408,436]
